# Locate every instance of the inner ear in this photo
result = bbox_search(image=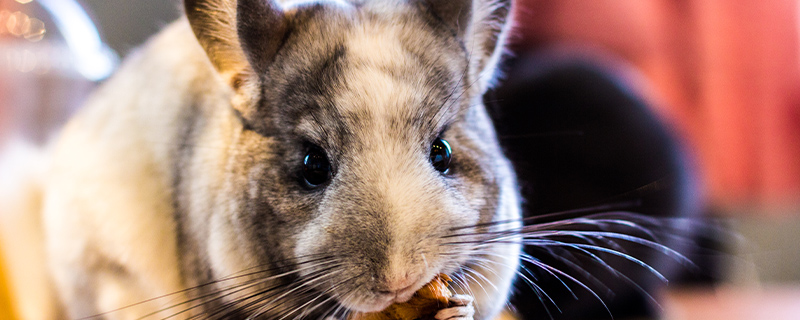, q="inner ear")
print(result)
[422,0,513,93]
[420,0,472,39]
[185,0,288,89]
[237,0,289,72]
